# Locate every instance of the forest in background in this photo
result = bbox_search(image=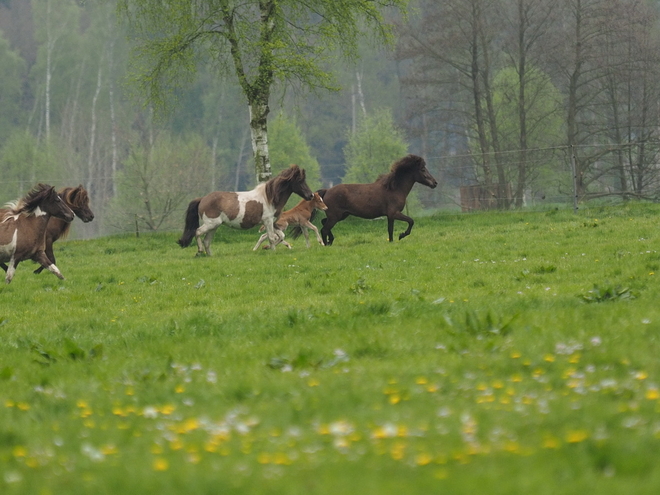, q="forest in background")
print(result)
[1,0,660,237]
